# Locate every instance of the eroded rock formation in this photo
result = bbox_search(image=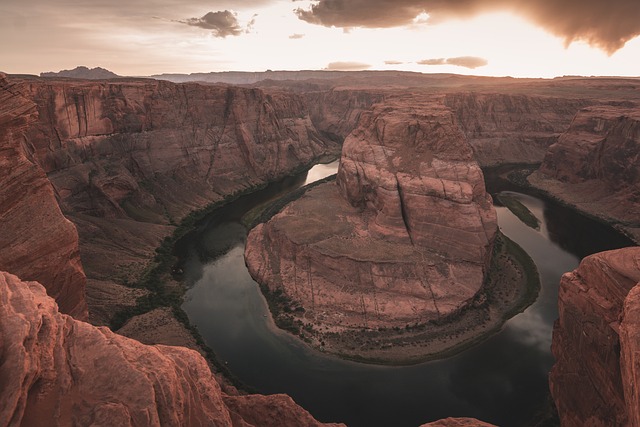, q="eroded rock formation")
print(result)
[246,96,497,334]
[444,93,589,166]
[0,74,338,325]
[0,271,343,427]
[0,74,87,320]
[549,247,640,426]
[529,105,640,242]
